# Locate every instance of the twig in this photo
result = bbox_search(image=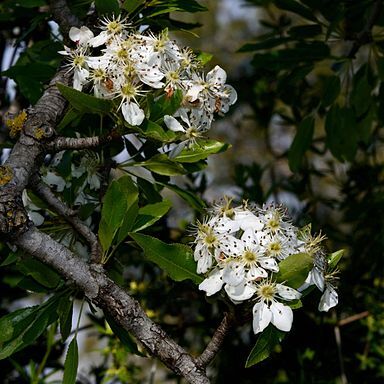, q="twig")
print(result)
[196,312,234,368]
[29,174,102,263]
[348,0,383,58]
[333,311,348,384]
[338,311,369,327]
[46,135,115,153]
